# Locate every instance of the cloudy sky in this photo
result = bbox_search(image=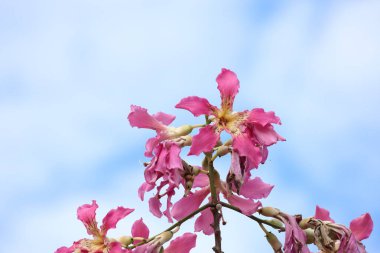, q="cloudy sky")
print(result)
[0,0,379,252]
